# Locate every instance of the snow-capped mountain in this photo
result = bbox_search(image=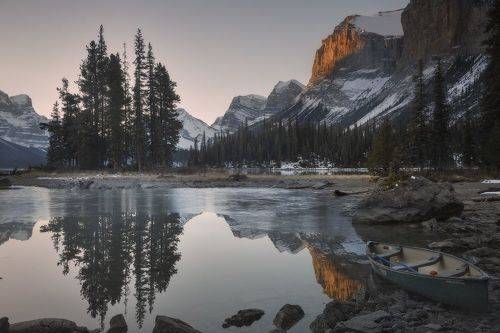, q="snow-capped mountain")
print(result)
[177,108,217,149]
[0,90,48,150]
[212,80,305,133]
[212,94,267,133]
[267,0,490,128]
